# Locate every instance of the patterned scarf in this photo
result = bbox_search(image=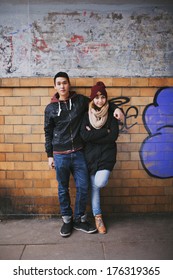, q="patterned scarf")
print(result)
[88,101,109,129]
